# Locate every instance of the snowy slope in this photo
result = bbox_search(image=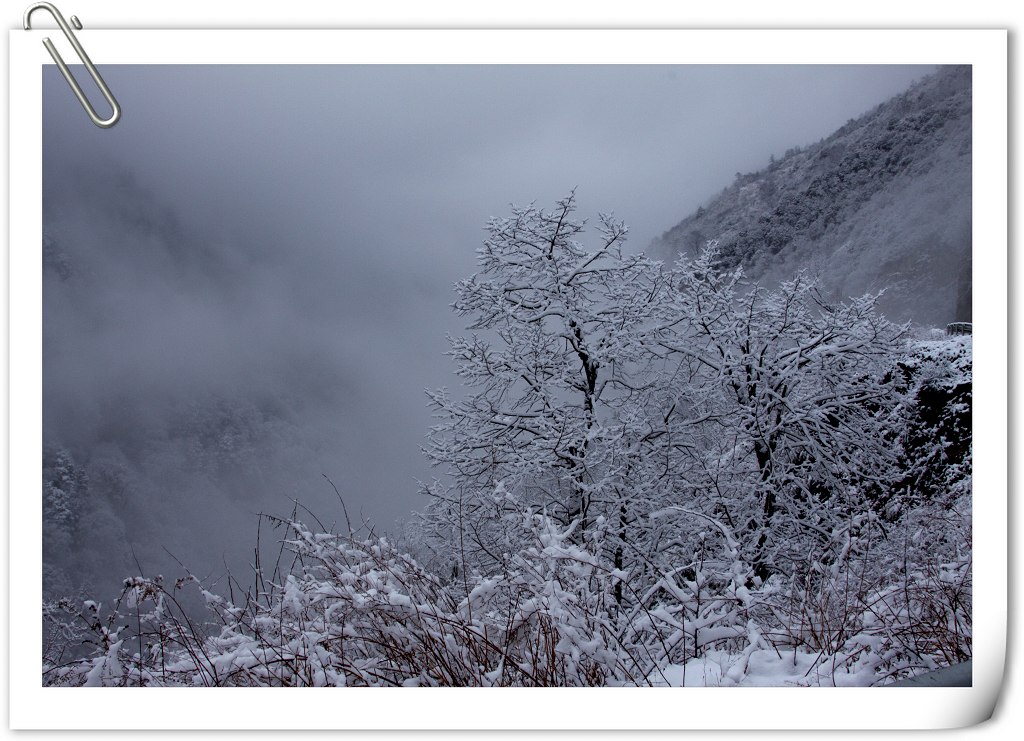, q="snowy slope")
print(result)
[653,66,971,328]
